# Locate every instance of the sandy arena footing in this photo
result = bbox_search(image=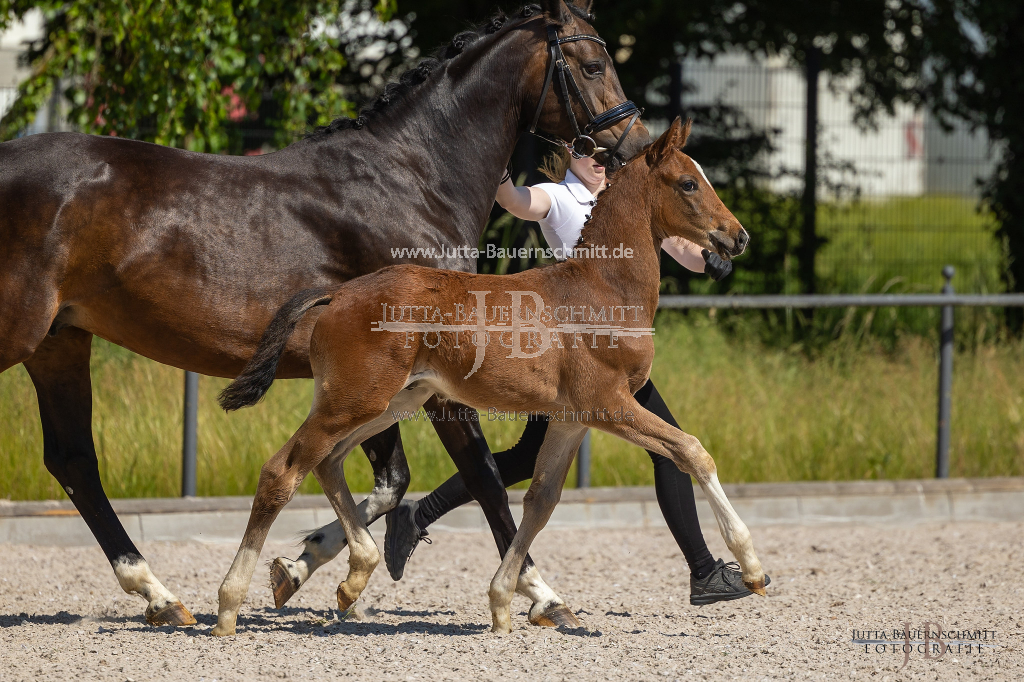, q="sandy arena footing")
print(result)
[1,523,1021,681]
